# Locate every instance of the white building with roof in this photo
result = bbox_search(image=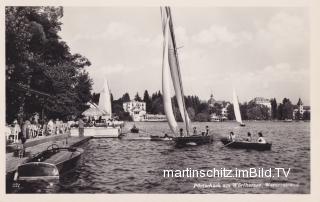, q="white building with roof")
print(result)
[252,97,272,109]
[123,100,146,121]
